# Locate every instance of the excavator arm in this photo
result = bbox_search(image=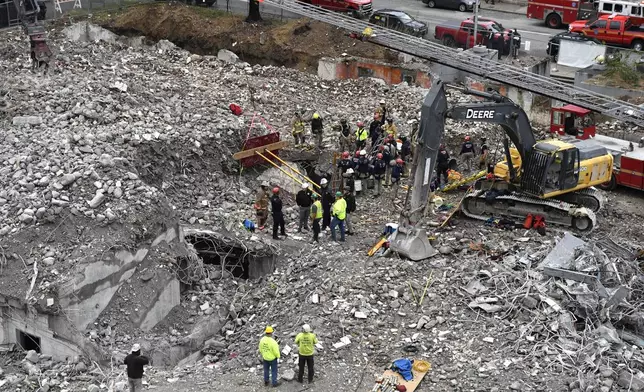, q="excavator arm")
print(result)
[13,0,53,69]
